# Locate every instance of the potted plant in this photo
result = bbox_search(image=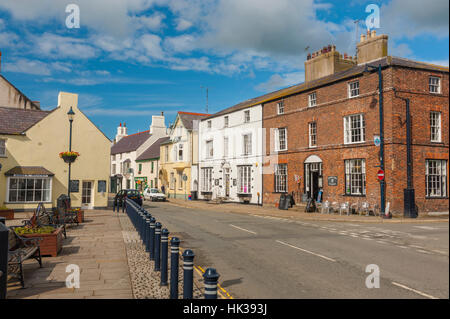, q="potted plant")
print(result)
[0,204,14,220]
[15,225,64,257]
[68,208,84,223]
[59,151,80,163]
